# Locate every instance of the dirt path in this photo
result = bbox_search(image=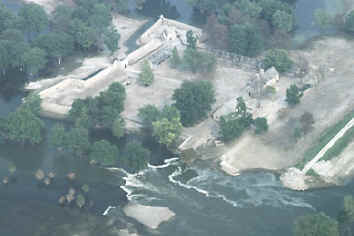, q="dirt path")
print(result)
[302,118,354,174]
